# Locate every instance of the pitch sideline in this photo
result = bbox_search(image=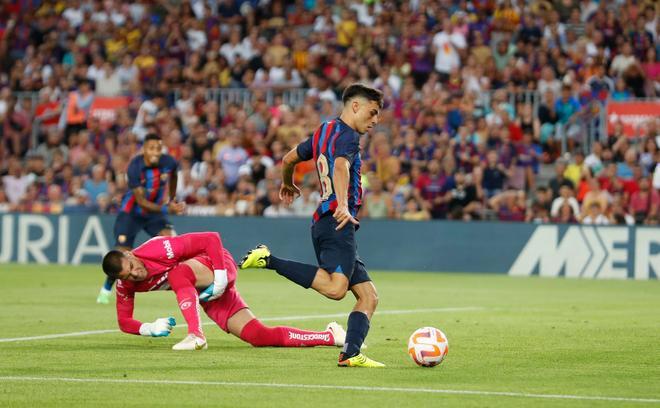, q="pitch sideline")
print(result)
[0,376,658,404]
